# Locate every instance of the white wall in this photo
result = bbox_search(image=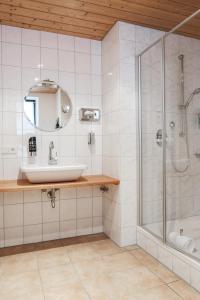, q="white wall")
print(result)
[102,21,163,246]
[0,25,103,247]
